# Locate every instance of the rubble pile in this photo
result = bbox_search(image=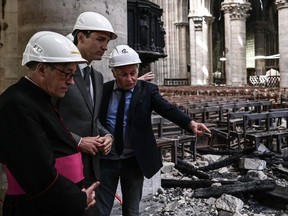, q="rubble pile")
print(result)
[112,145,288,216]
